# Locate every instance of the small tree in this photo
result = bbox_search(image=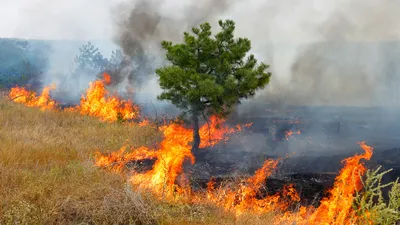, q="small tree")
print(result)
[156,19,271,151]
[74,42,109,74]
